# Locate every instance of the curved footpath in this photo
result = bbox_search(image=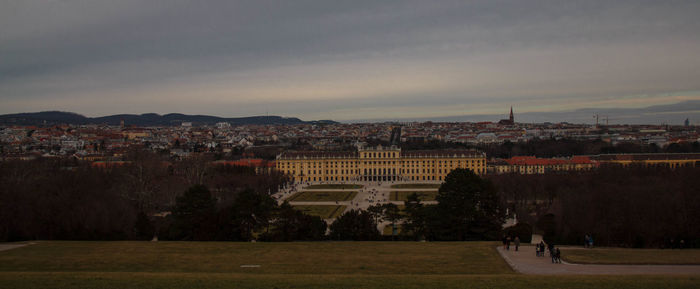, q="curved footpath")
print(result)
[497,246,700,275]
[0,244,27,252]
